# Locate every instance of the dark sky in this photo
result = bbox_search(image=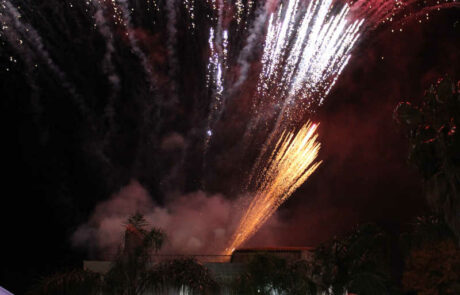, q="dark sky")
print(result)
[0,0,459,293]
